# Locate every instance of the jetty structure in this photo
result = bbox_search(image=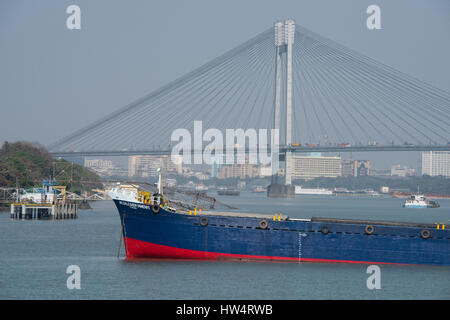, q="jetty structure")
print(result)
[10,179,78,220]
